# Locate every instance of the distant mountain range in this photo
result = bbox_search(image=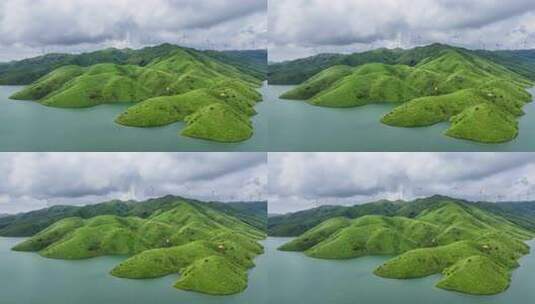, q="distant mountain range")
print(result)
[0,43,266,85]
[269,195,535,236]
[275,195,535,295]
[0,195,267,237]
[269,43,535,85]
